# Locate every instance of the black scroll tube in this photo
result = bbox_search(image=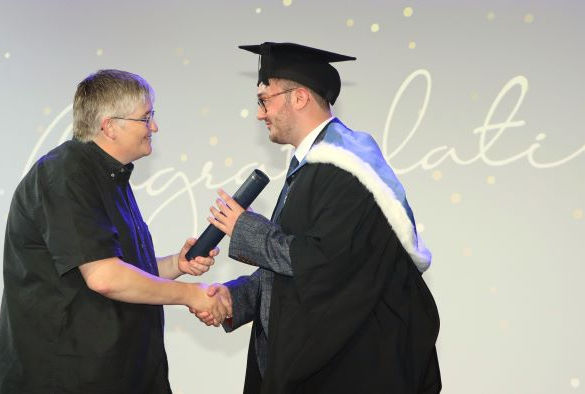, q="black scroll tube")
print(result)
[185,169,270,260]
